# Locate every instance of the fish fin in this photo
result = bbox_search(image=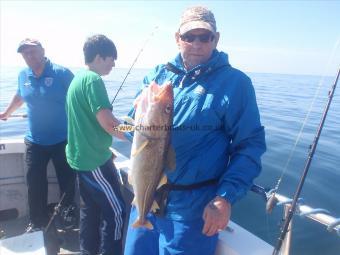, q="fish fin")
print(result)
[122,115,135,125]
[165,145,176,171]
[131,139,149,157]
[157,174,167,189]
[128,173,133,185]
[133,93,143,108]
[132,218,154,230]
[151,200,160,212]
